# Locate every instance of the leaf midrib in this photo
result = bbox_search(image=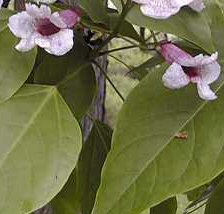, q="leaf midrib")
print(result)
[0,86,56,171]
[102,69,224,214]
